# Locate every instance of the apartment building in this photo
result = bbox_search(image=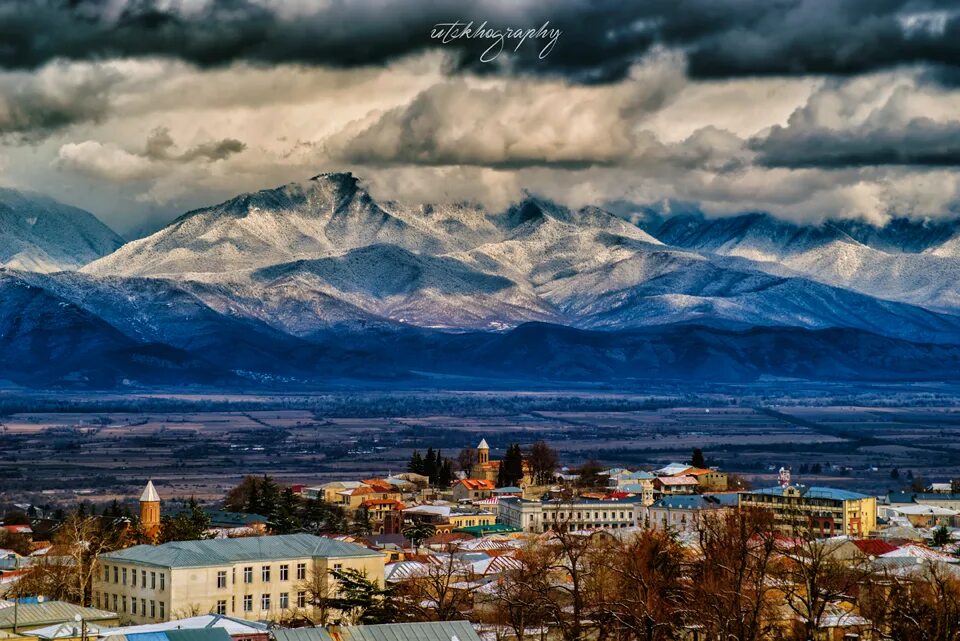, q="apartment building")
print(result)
[739,485,877,536]
[498,497,640,533]
[95,534,384,624]
[645,494,737,533]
